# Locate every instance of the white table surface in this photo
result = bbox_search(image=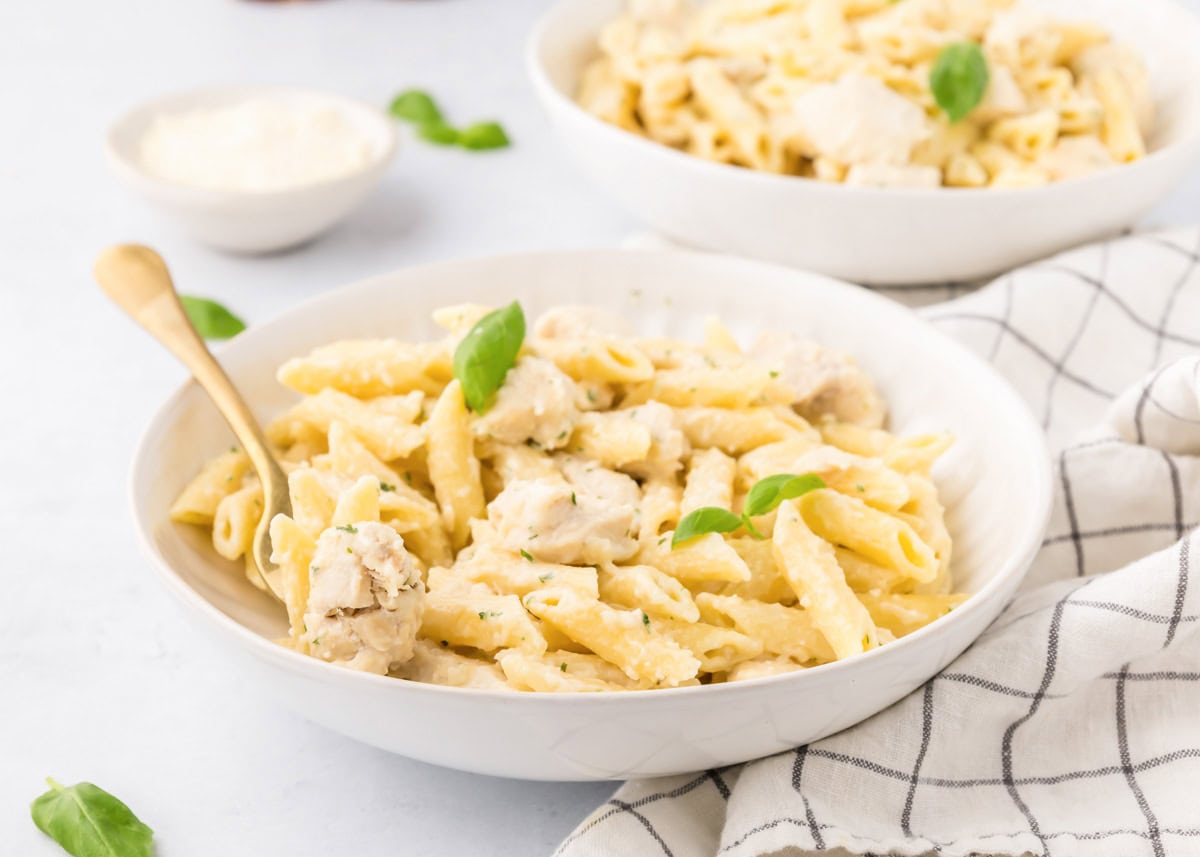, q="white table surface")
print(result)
[3,1,1200,855]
